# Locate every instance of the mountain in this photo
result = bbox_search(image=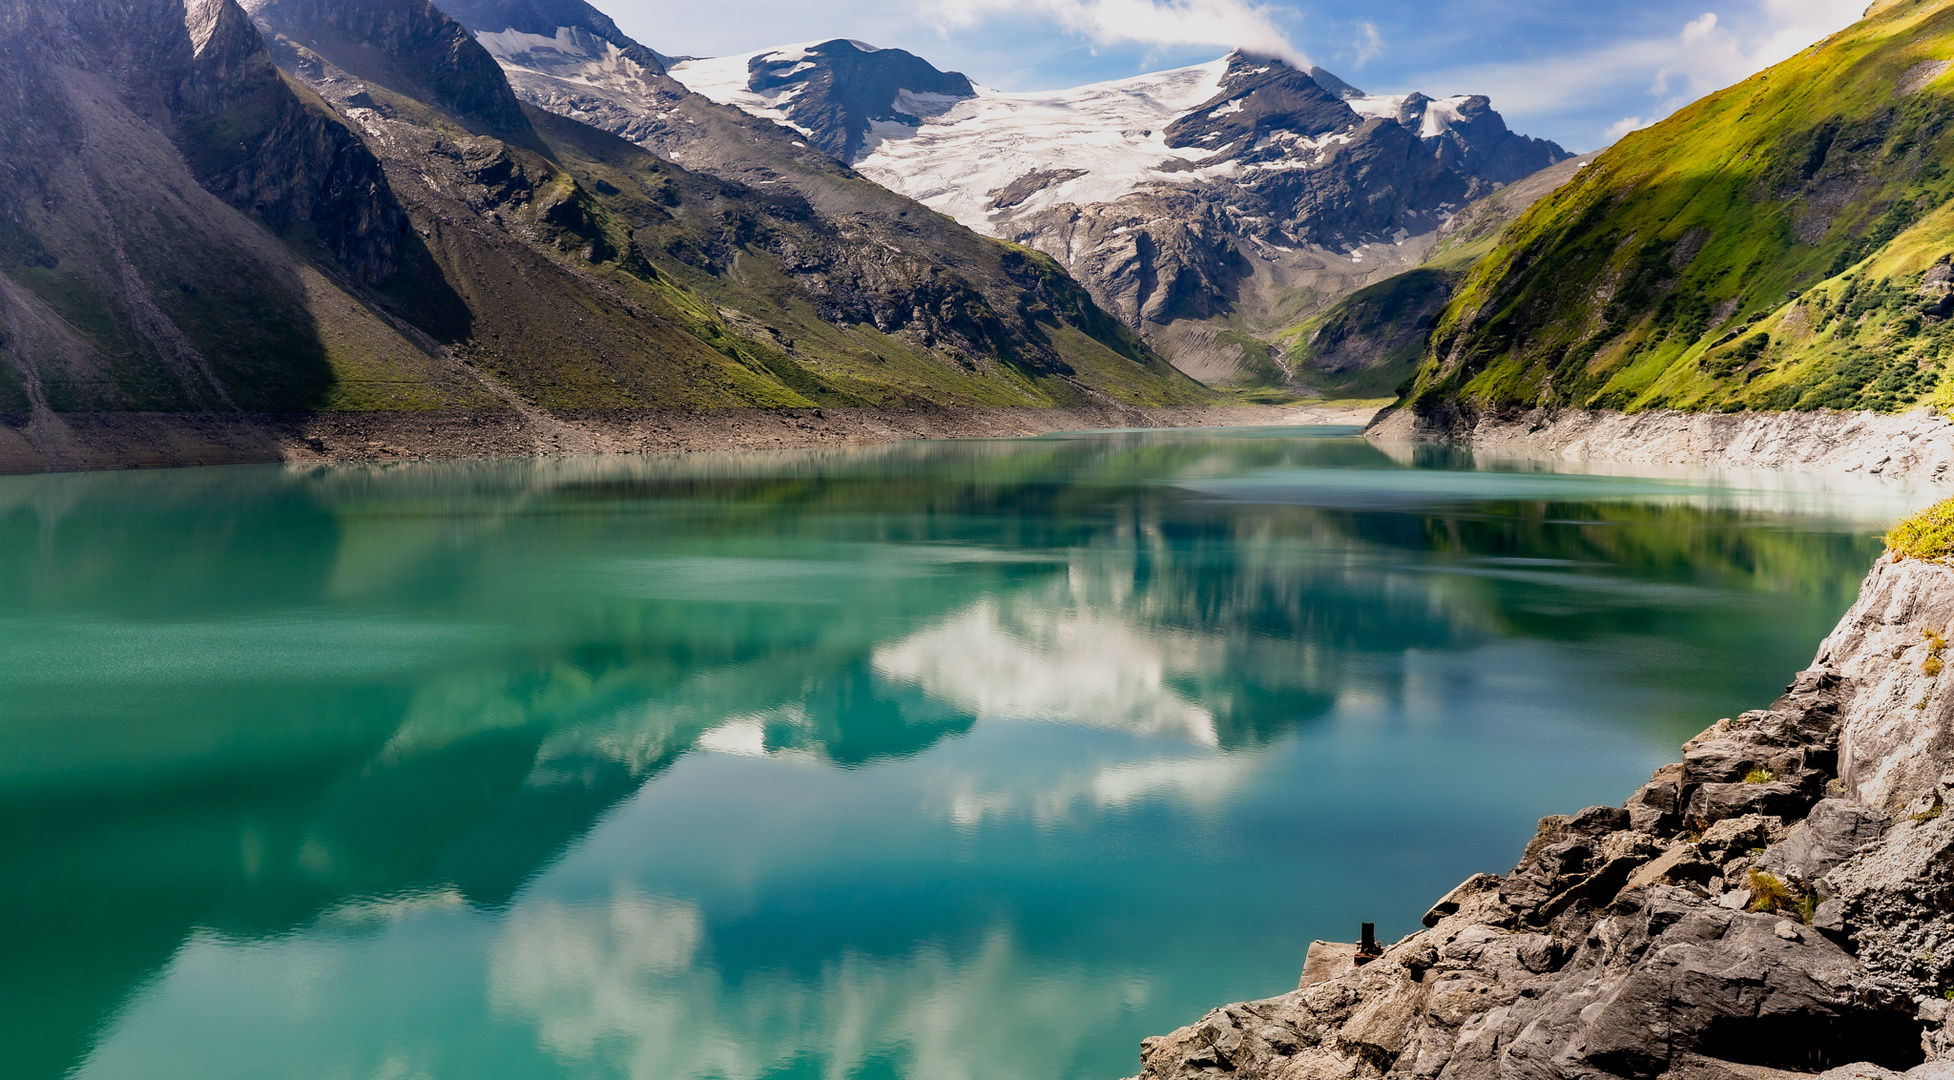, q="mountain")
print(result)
[463,16,1569,389]
[0,0,1207,444]
[1398,0,1954,422]
[1276,153,1599,399]
[672,46,1571,388]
